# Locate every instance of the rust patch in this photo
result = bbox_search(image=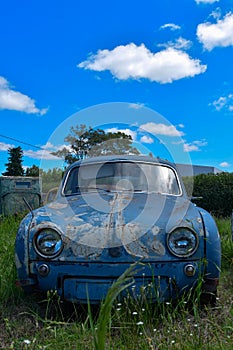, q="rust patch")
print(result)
[151,239,165,255]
